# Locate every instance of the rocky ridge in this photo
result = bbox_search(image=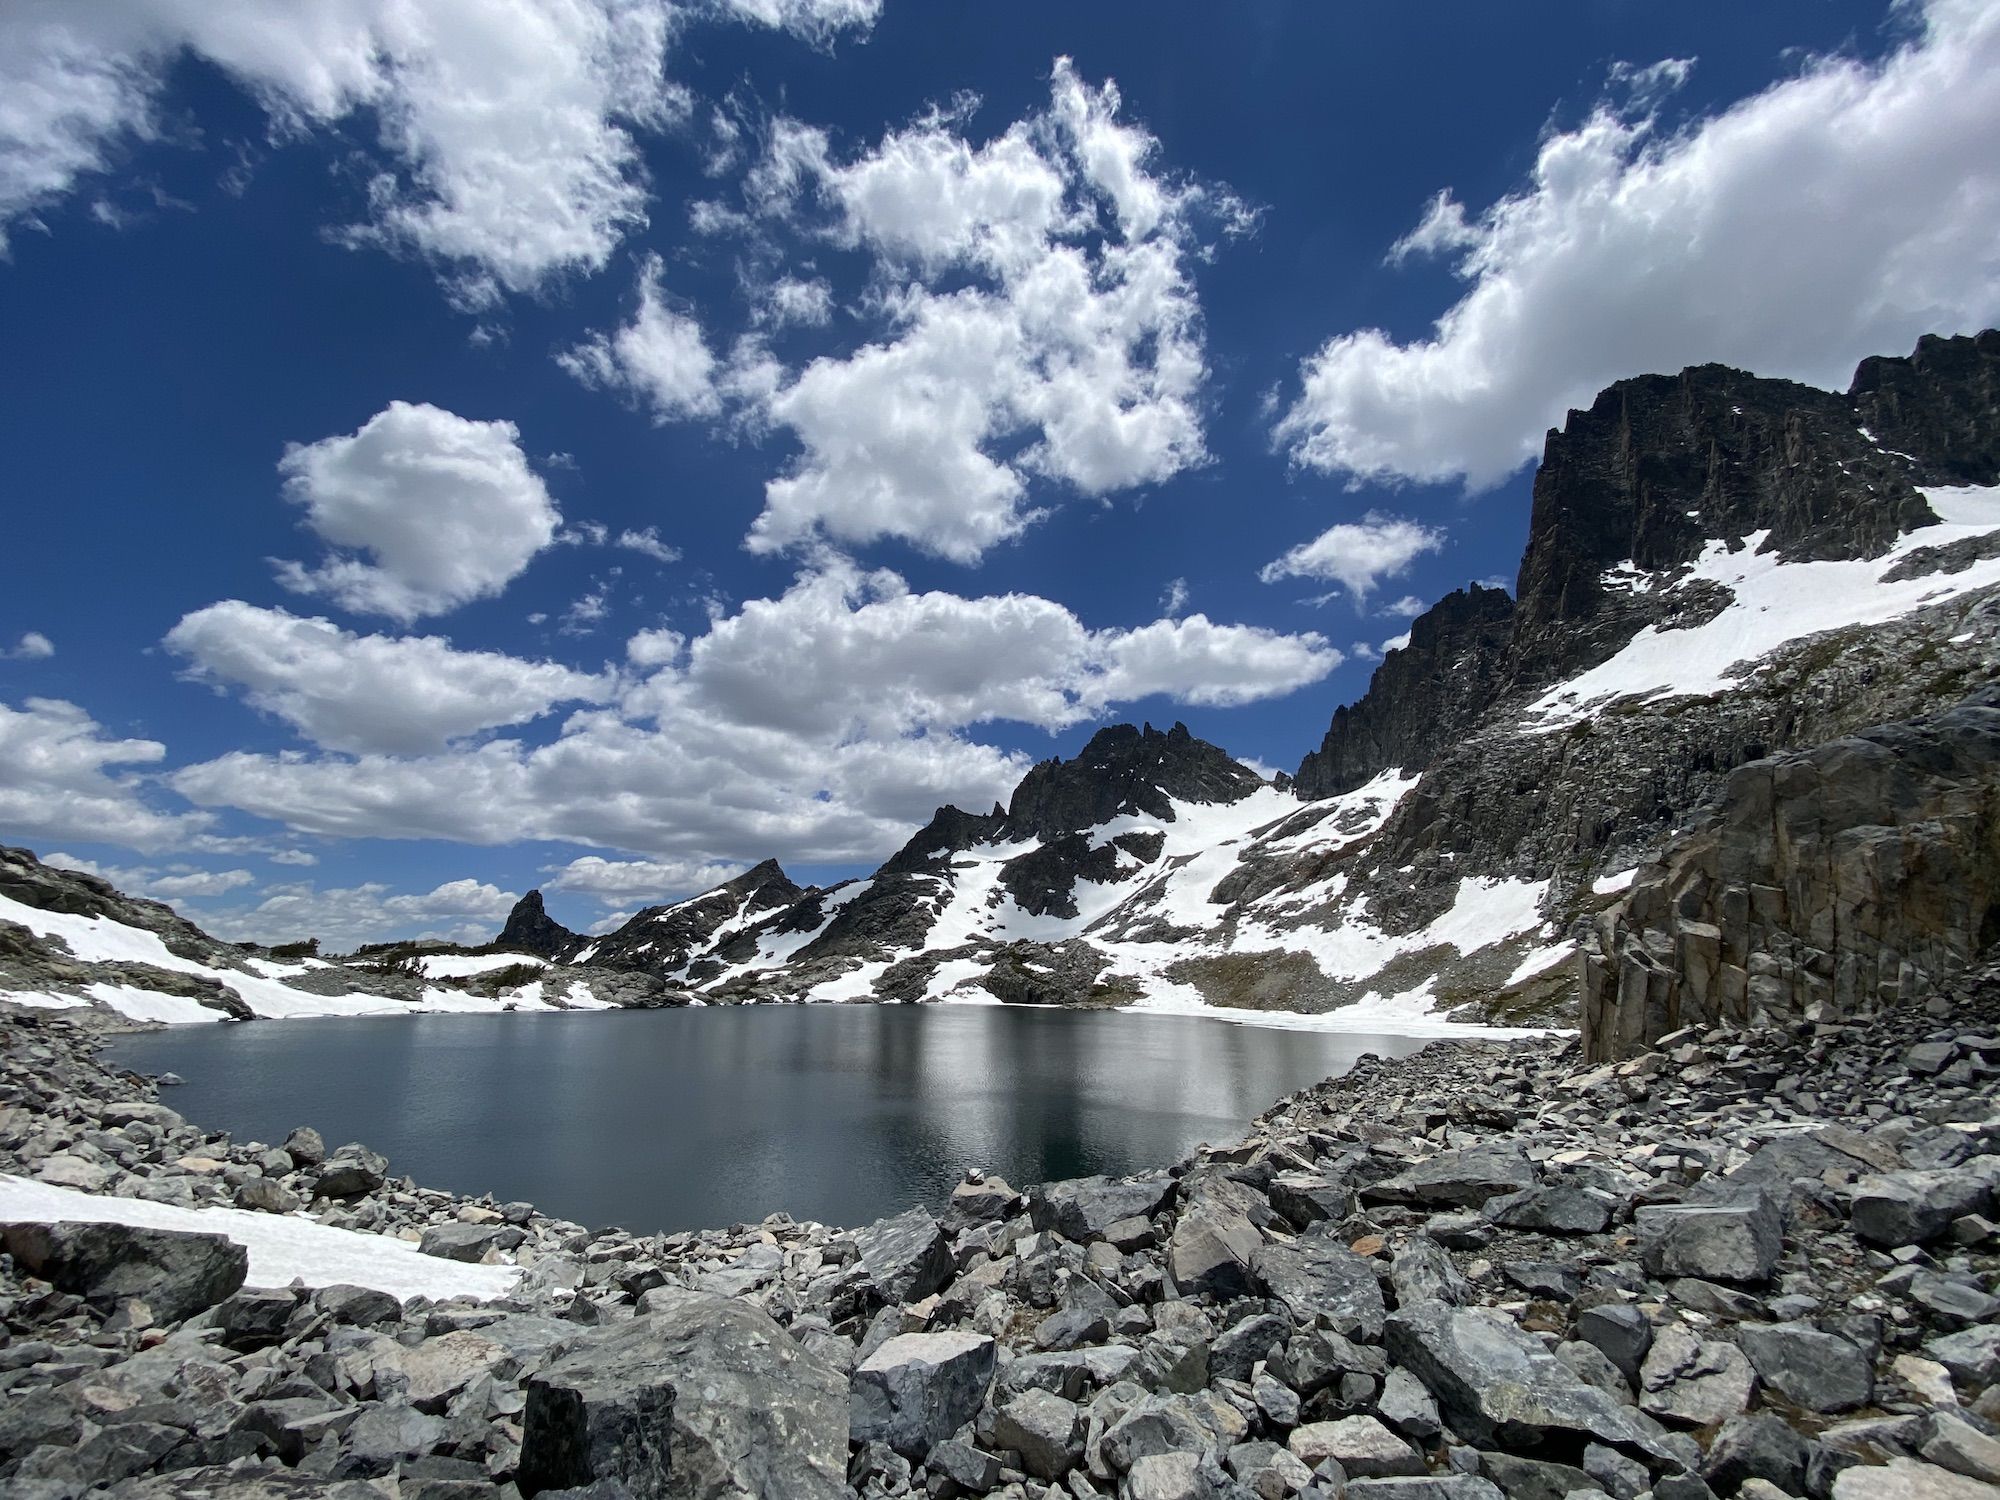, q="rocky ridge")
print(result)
[10,337,2000,1036]
[0,848,680,1024]
[6,962,2000,1497]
